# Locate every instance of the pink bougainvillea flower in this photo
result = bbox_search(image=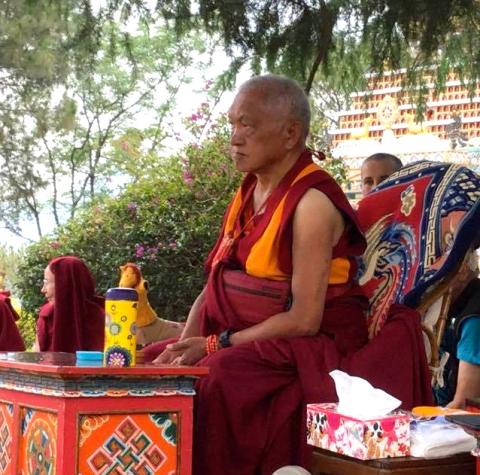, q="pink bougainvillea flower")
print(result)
[135,244,145,258]
[182,170,194,186]
[147,247,158,260]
